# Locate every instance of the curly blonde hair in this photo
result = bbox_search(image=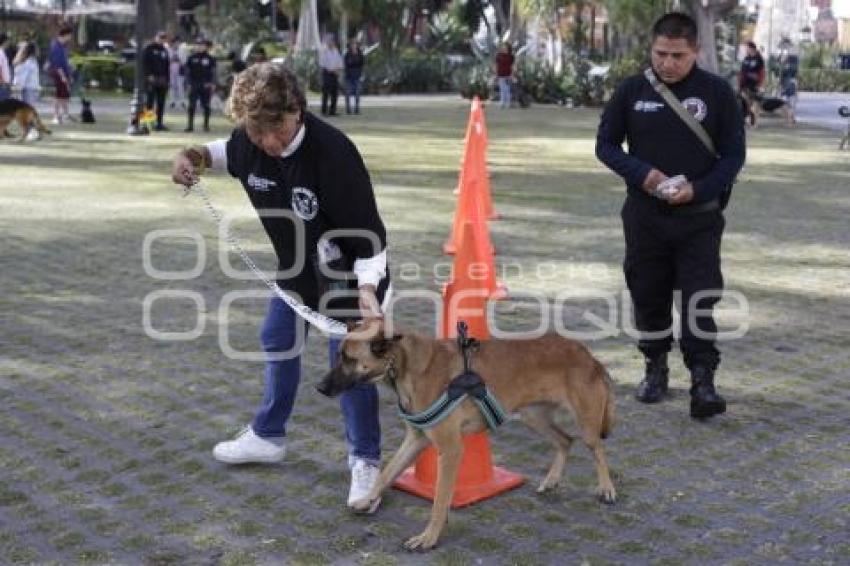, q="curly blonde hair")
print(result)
[225,63,306,131]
